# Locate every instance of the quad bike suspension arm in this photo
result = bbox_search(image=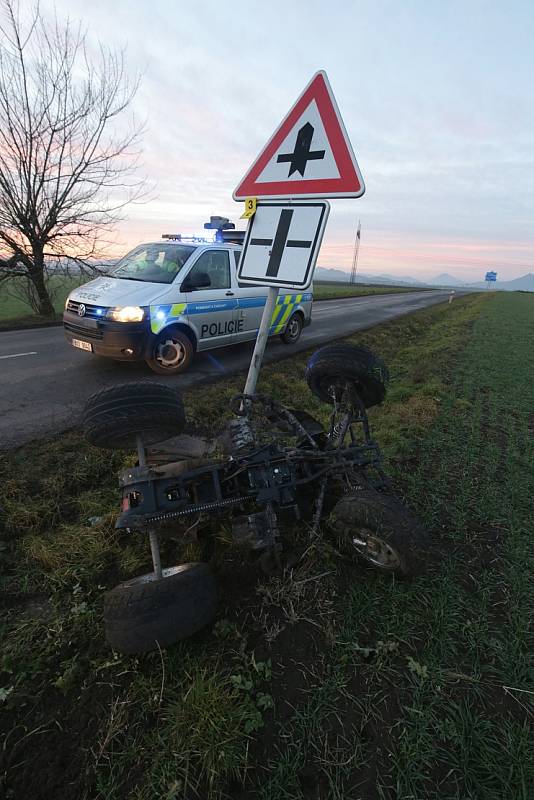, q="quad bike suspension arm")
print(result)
[137,435,163,579]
